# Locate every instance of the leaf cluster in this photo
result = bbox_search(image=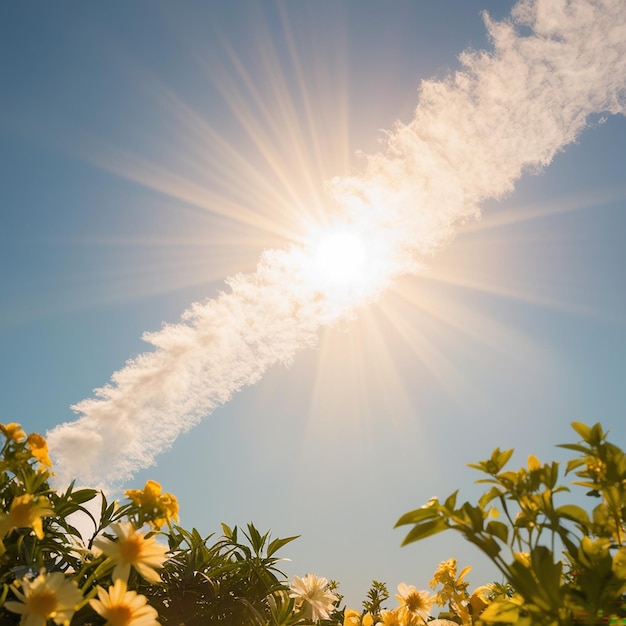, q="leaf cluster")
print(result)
[134,522,300,625]
[396,422,626,626]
